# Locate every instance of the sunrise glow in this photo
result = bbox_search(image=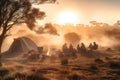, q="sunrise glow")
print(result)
[57,11,80,25]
